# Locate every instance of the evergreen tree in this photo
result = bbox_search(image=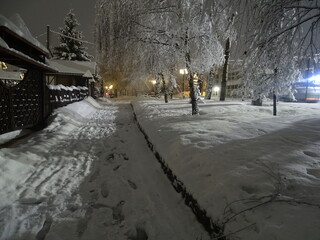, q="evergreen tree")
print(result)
[54,9,91,61]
